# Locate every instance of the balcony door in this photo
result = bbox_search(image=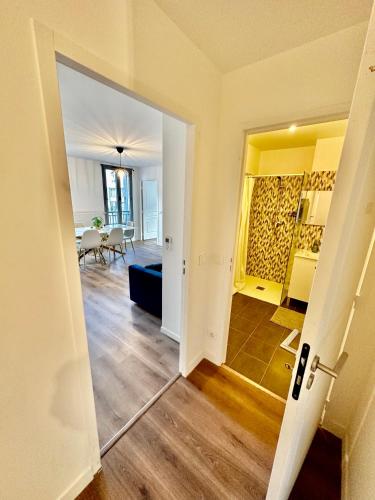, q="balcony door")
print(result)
[101,165,133,225]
